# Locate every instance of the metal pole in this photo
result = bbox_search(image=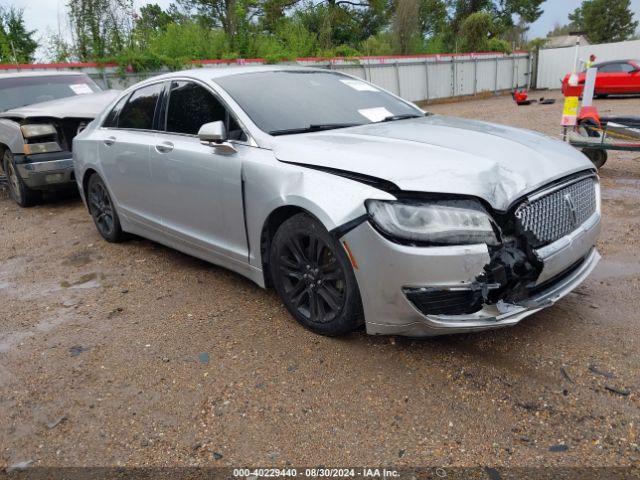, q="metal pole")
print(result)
[424,59,430,102]
[494,57,499,93]
[395,61,402,97]
[451,58,456,97]
[474,57,478,96]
